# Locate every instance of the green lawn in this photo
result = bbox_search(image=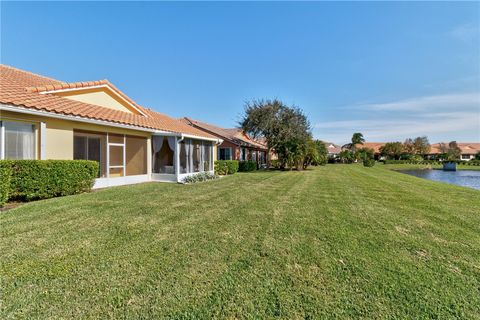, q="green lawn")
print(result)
[1,165,479,318]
